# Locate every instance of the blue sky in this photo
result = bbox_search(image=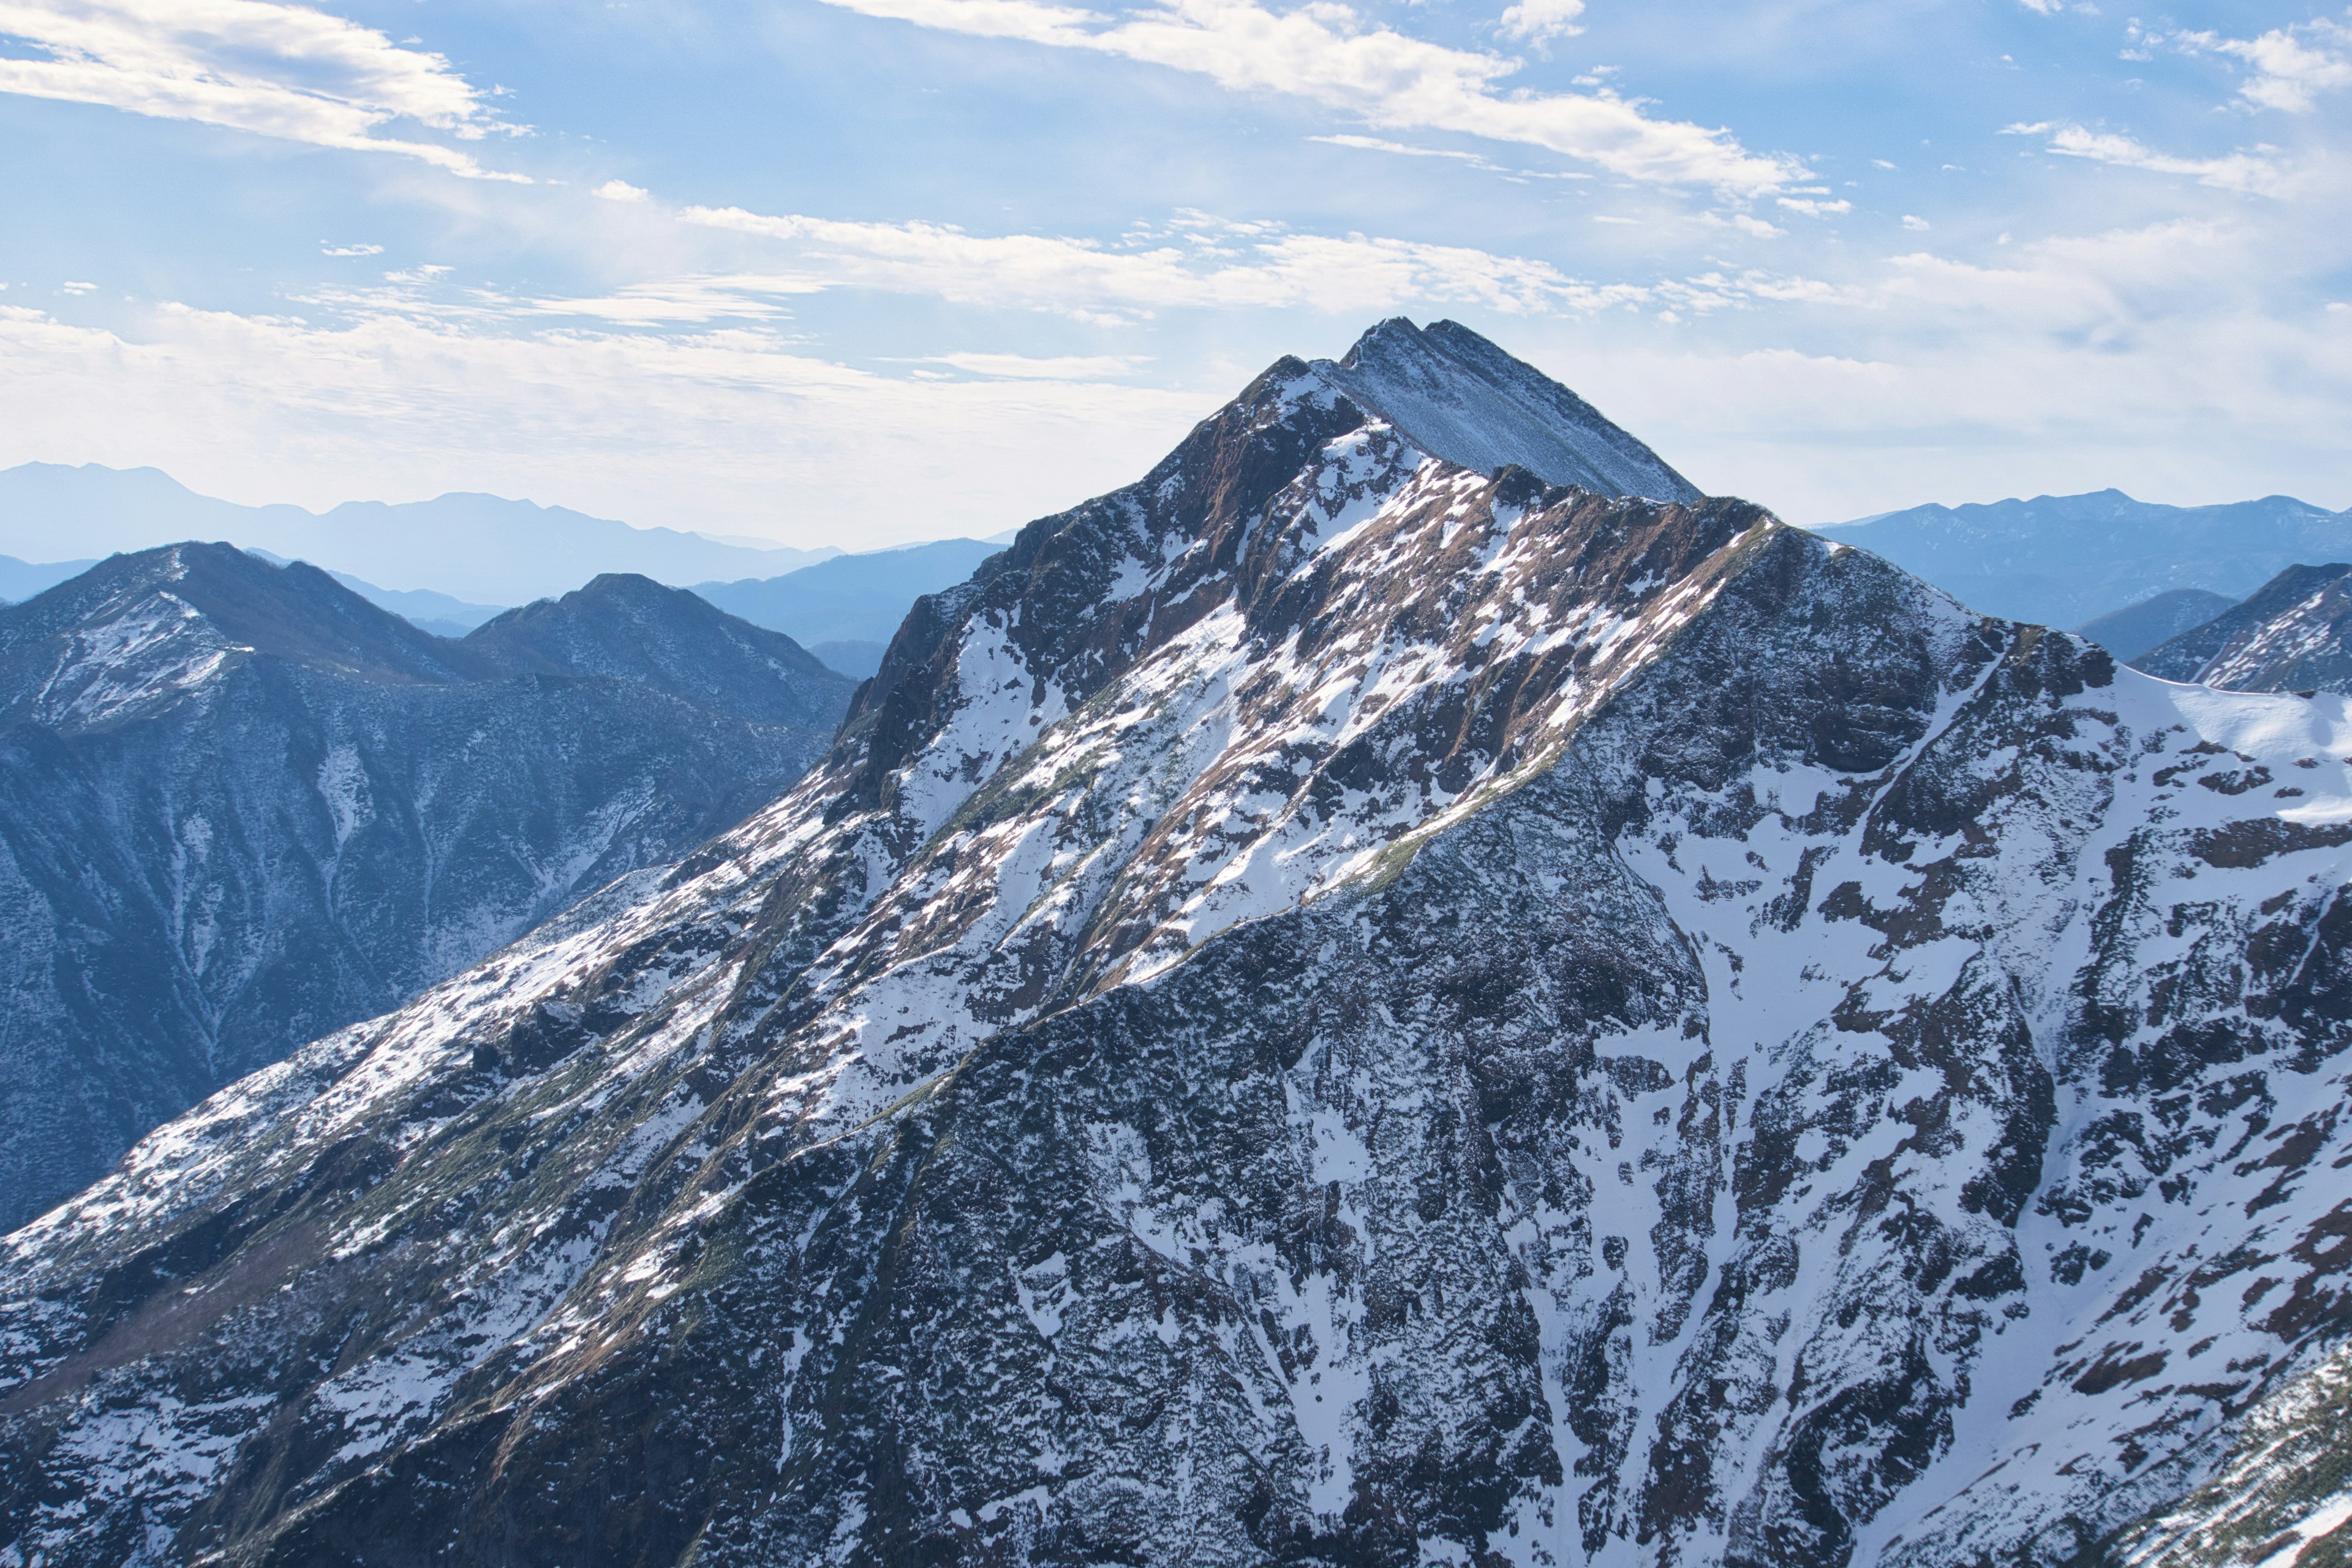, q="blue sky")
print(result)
[0,0,2345,548]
